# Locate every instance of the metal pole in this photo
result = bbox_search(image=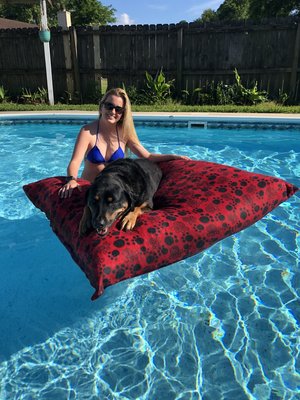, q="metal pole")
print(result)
[43,42,54,104]
[40,0,54,105]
